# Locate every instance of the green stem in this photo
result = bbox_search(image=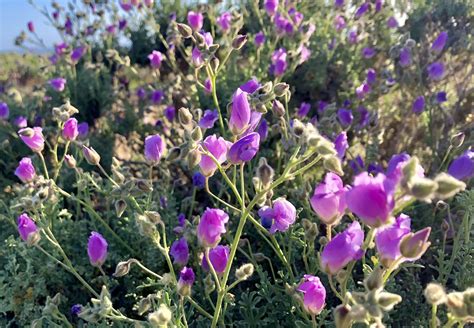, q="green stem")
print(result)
[186,296,213,320]
[38,152,50,179]
[208,68,225,136]
[53,141,70,180]
[328,275,344,301]
[206,248,222,292]
[431,304,438,328]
